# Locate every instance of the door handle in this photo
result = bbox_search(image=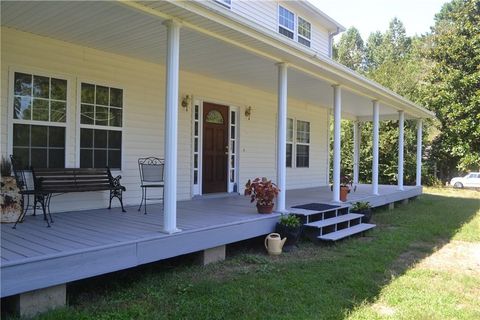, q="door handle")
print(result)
[225,145,229,155]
